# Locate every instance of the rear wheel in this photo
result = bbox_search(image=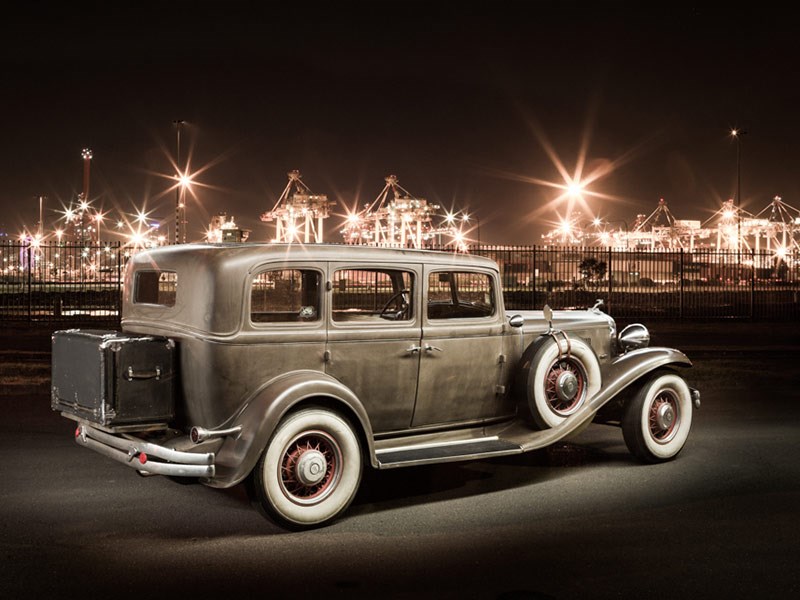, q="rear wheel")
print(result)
[622,370,692,463]
[251,407,362,529]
